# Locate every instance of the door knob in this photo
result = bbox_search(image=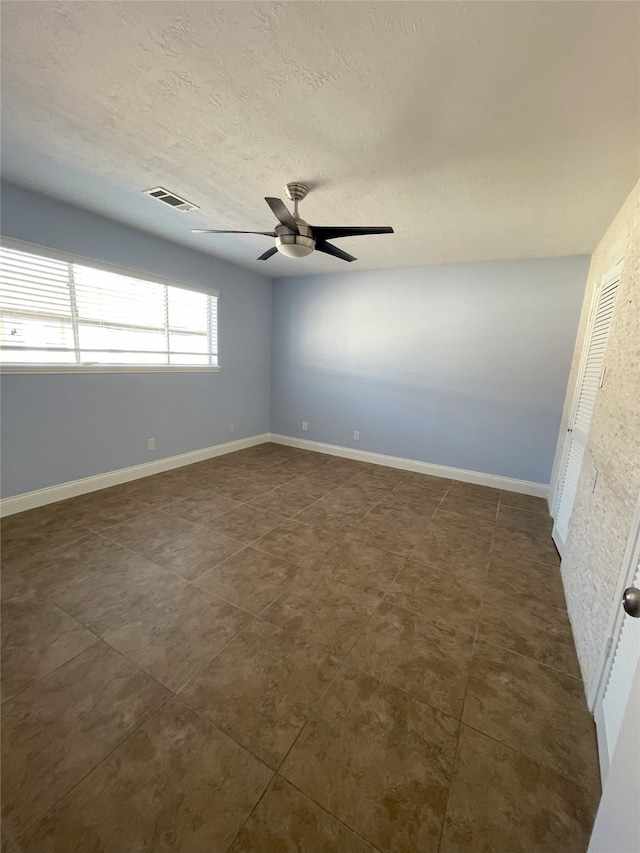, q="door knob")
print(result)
[622,587,640,618]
